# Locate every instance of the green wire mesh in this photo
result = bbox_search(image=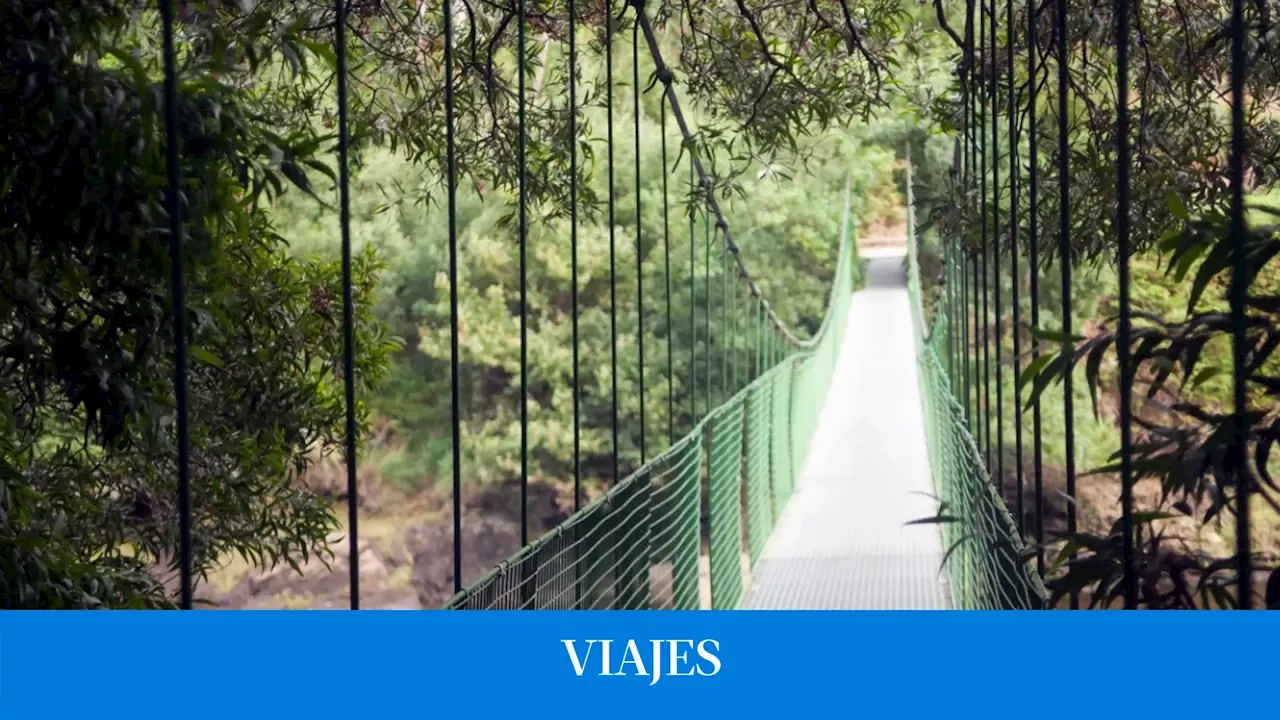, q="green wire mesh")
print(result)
[770,360,795,517]
[707,395,746,610]
[743,380,773,567]
[445,175,857,610]
[904,158,1047,610]
[444,430,703,610]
